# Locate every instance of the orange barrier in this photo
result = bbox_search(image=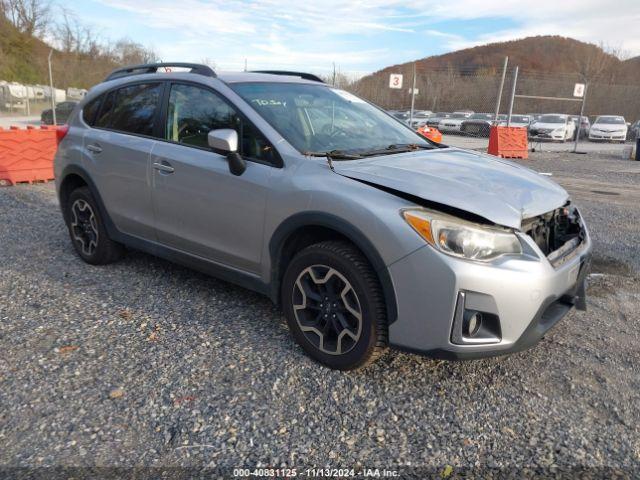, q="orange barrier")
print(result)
[416,125,443,144]
[487,126,529,159]
[0,125,57,186]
